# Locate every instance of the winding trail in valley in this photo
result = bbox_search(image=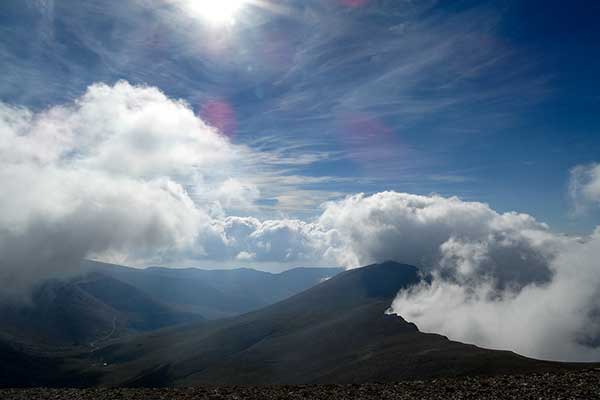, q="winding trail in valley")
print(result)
[89,316,117,351]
